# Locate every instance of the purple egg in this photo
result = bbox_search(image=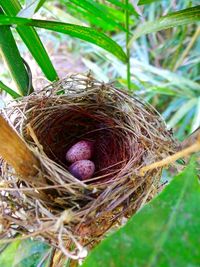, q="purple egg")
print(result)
[66,140,93,163]
[68,160,95,180]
